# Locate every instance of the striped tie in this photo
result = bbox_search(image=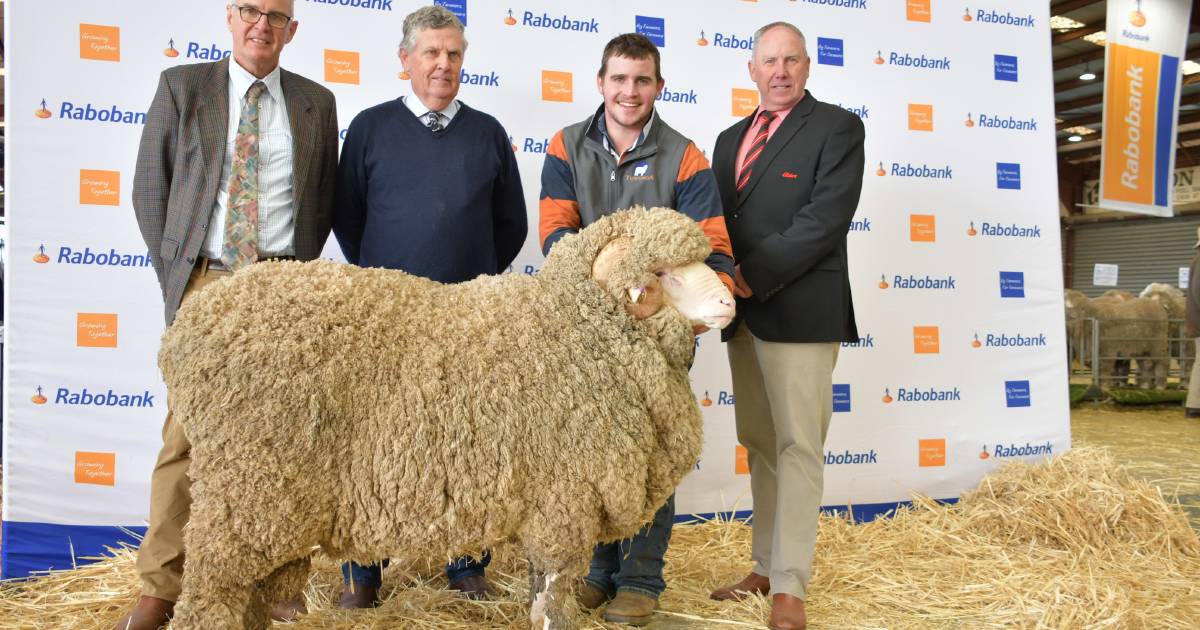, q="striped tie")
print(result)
[736,110,776,192]
[221,81,267,271]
